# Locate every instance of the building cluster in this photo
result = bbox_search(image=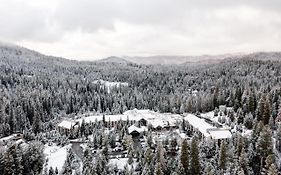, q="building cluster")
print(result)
[58,108,232,140]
